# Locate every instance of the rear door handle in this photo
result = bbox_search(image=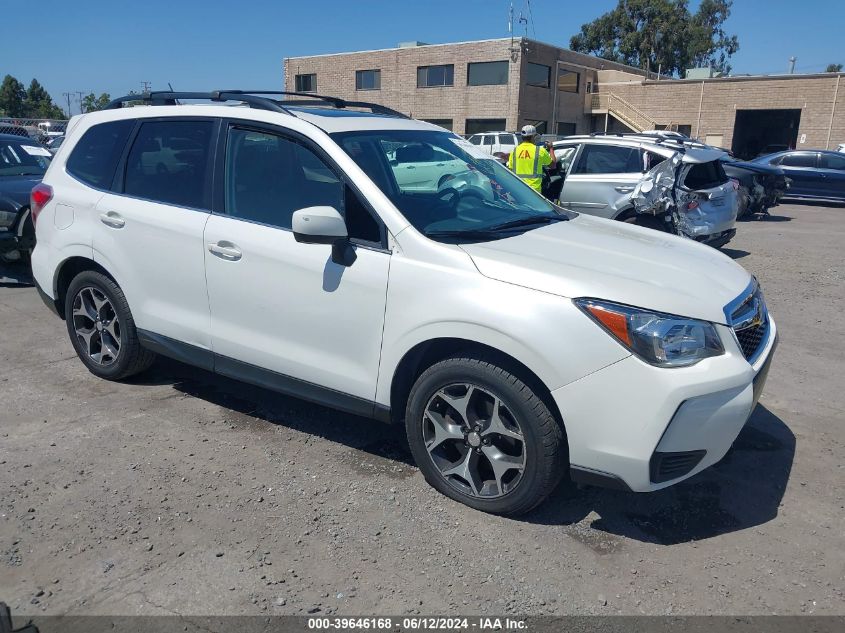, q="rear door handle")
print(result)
[99,212,125,229]
[208,241,242,261]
